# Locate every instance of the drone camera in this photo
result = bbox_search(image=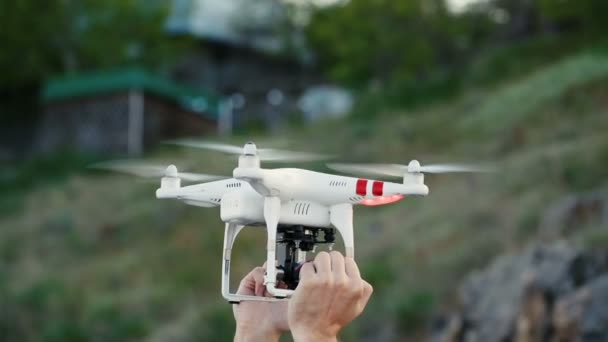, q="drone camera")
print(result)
[276,225,337,289]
